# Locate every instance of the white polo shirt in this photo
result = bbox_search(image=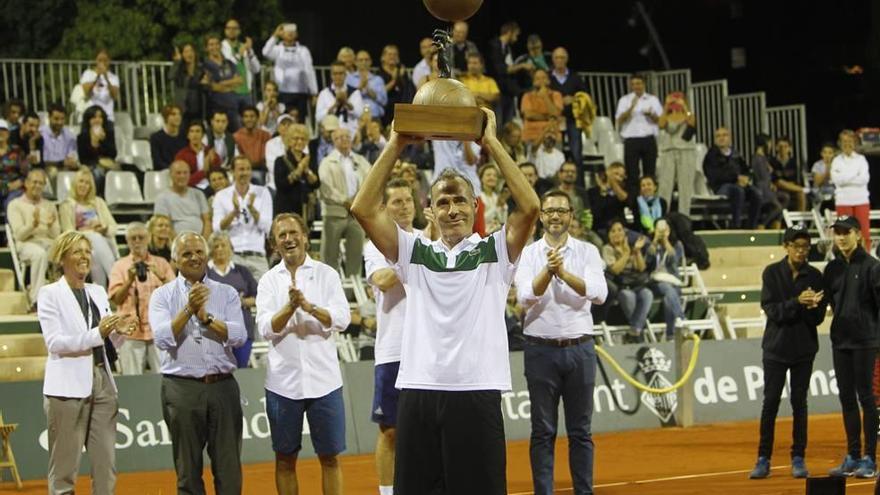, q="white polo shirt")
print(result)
[830,151,870,206]
[515,235,608,338]
[393,225,517,391]
[615,92,663,138]
[432,140,482,193]
[211,184,273,254]
[364,229,423,366]
[80,69,120,121]
[255,256,352,400]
